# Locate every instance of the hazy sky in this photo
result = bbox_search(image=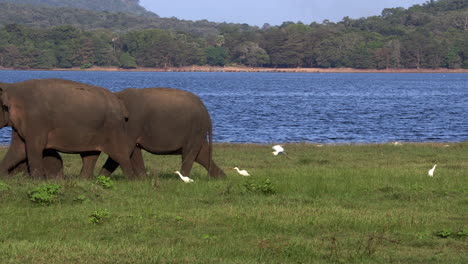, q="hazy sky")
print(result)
[140,0,428,26]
